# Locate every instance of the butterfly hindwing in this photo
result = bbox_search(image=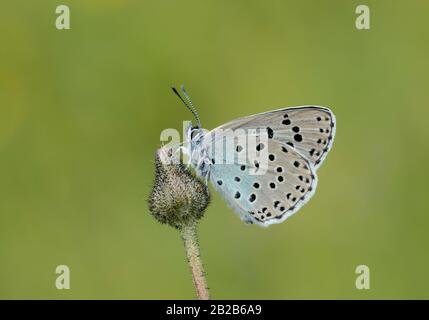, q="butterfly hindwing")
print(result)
[208,139,317,226]
[209,106,336,169]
